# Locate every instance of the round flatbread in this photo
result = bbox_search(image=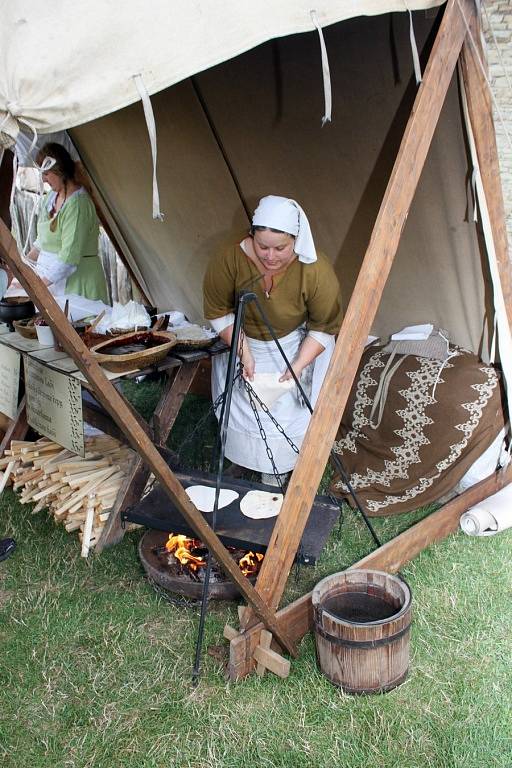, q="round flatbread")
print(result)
[185,485,239,512]
[240,490,283,519]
